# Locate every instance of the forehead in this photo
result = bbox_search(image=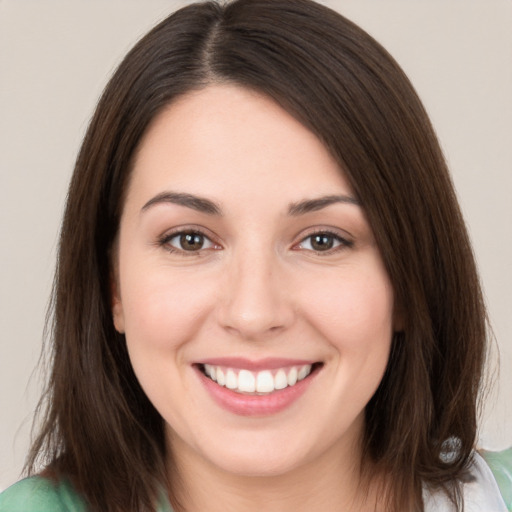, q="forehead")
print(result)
[127,84,353,212]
